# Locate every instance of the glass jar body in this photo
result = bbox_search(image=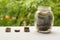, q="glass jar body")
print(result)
[35,6,54,33]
